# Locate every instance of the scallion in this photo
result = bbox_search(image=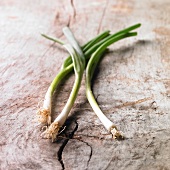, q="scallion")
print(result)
[41,27,85,142]
[37,30,111,125]
[86,29,141,139]
[38,23,141,141]
[37,24,140,125]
